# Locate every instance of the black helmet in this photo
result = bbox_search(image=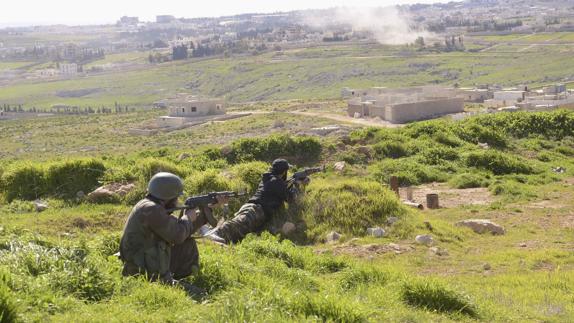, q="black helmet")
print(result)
[271,159,291,175]
[147,172,184,200]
